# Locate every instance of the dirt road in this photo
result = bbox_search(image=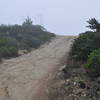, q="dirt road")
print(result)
[0,36,74,100]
